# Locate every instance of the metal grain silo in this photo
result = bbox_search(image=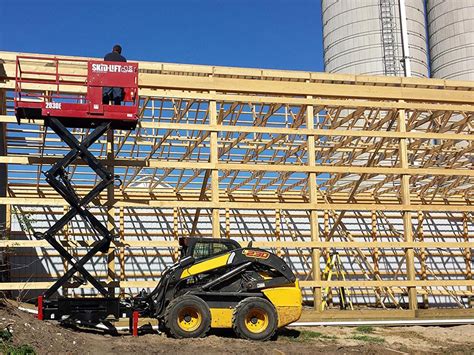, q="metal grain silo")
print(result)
[322,0,429,77]
[427,0,474,80]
